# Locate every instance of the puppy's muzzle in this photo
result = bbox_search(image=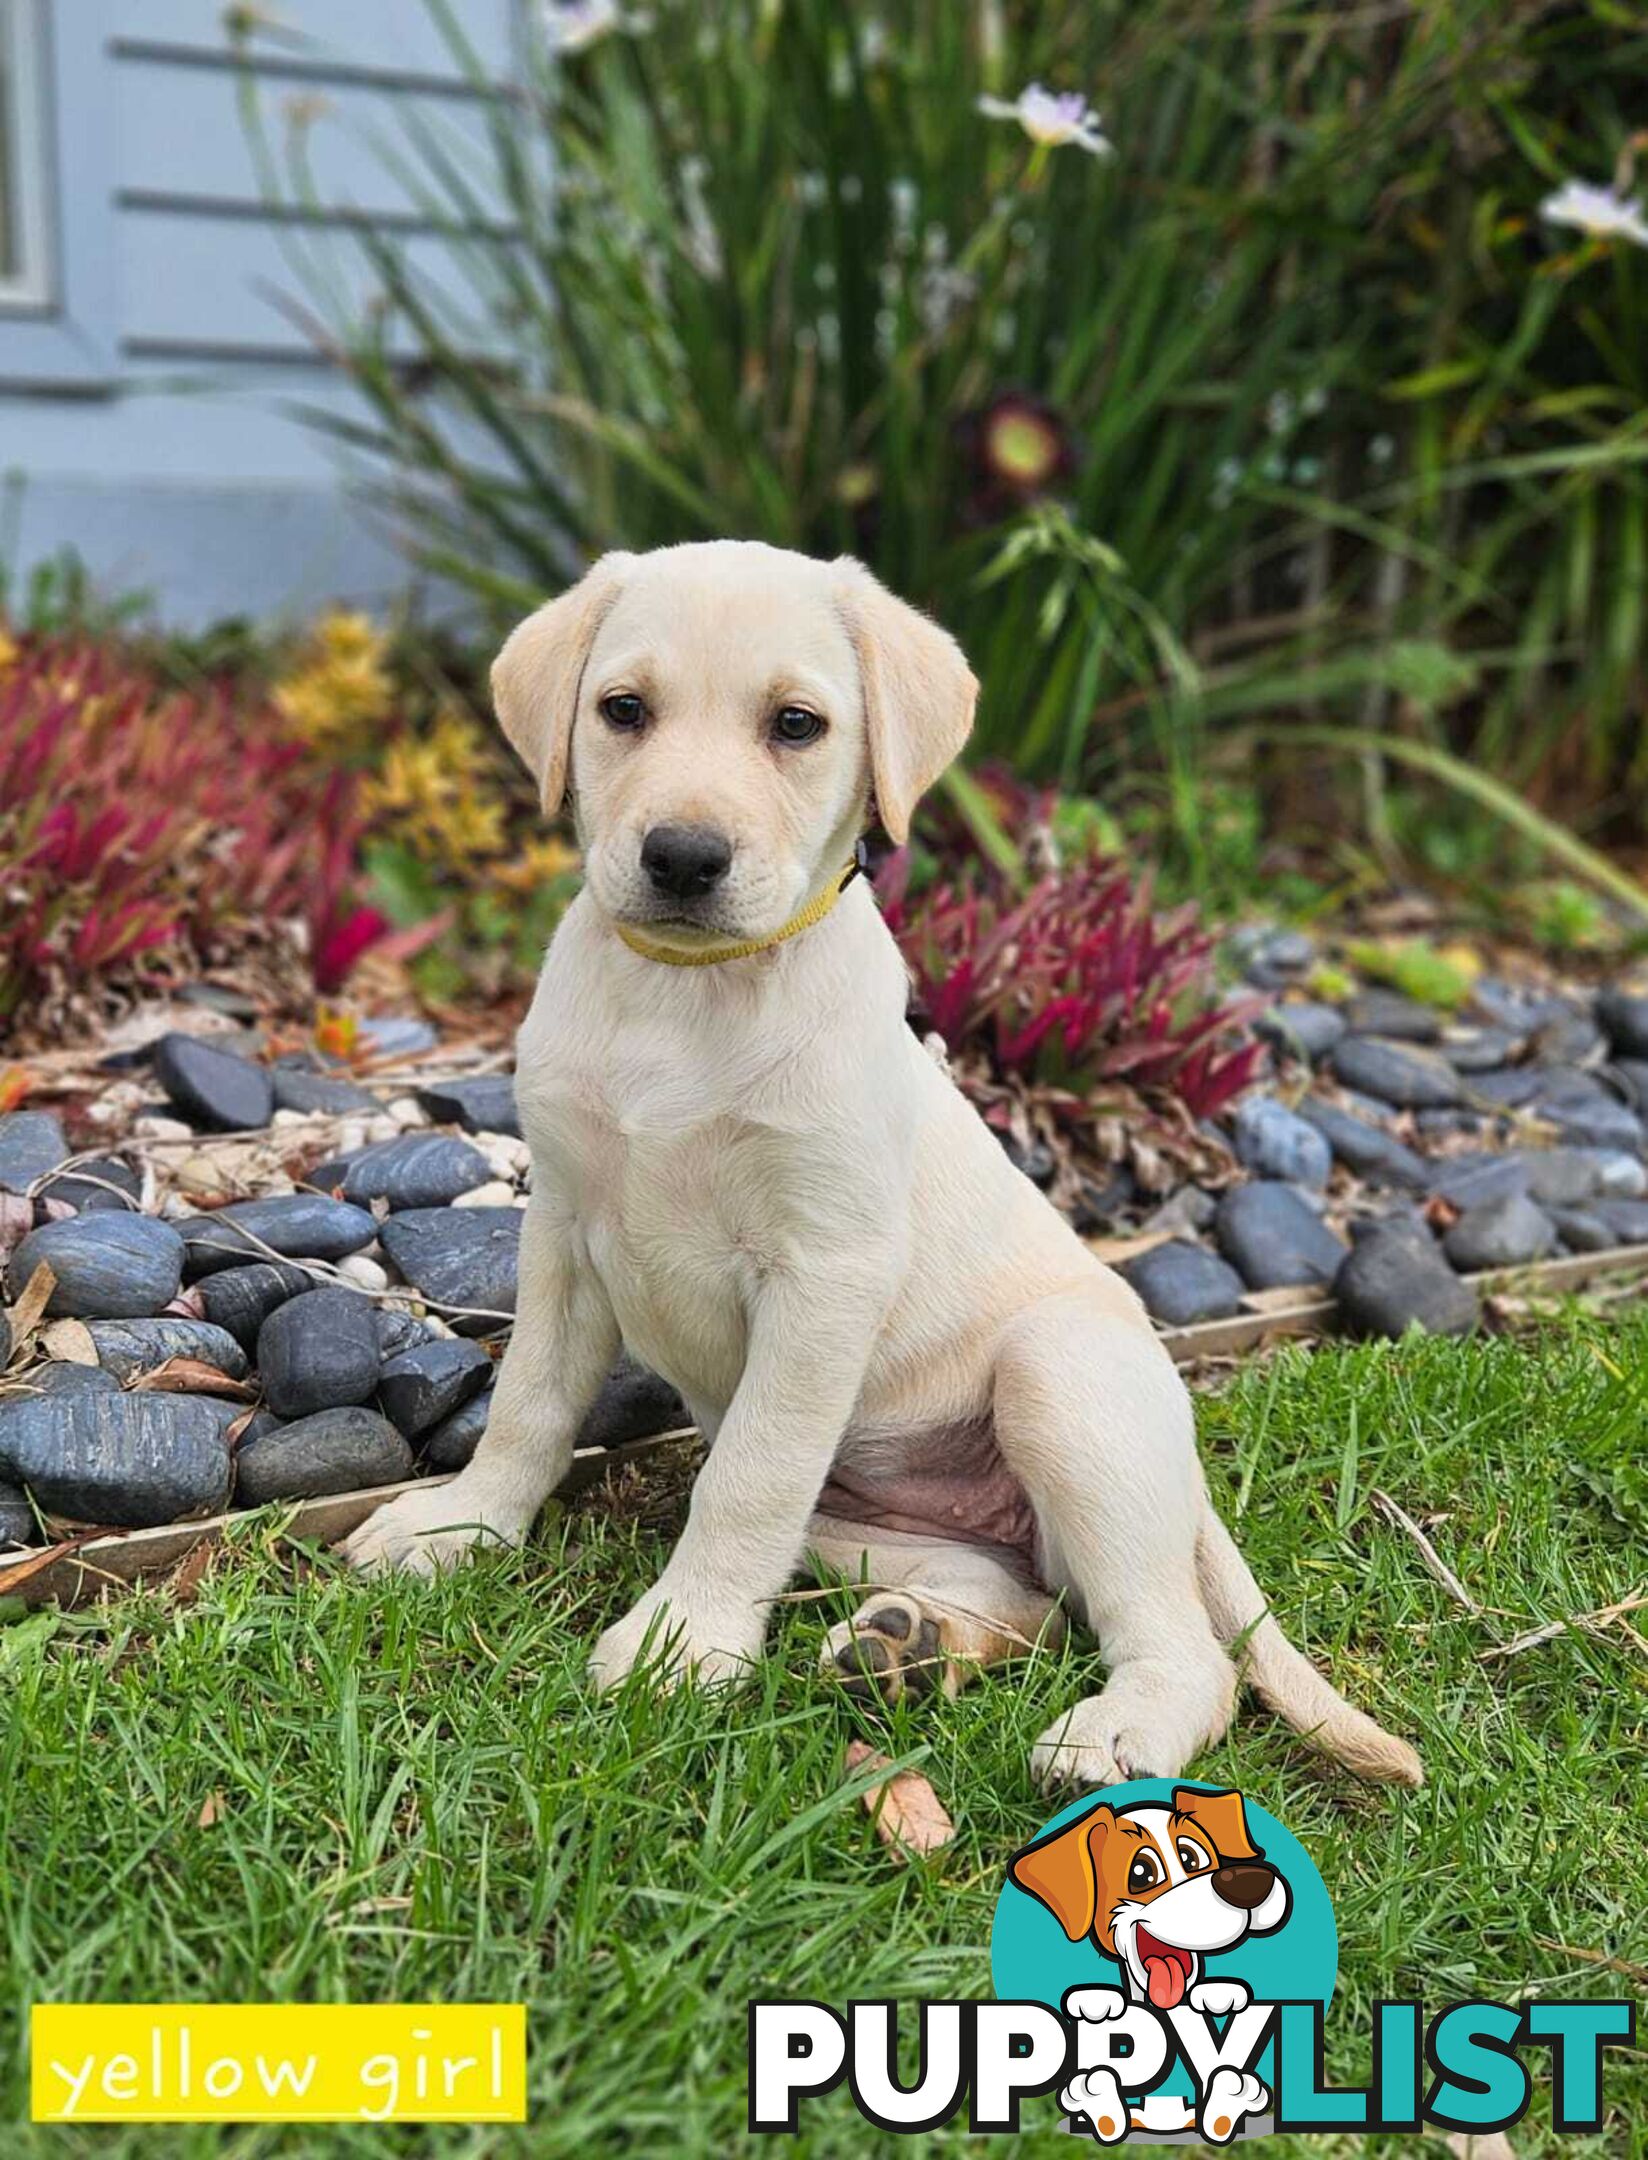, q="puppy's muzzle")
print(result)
[640,821,733,901]
[1210,1862,1276,1910]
